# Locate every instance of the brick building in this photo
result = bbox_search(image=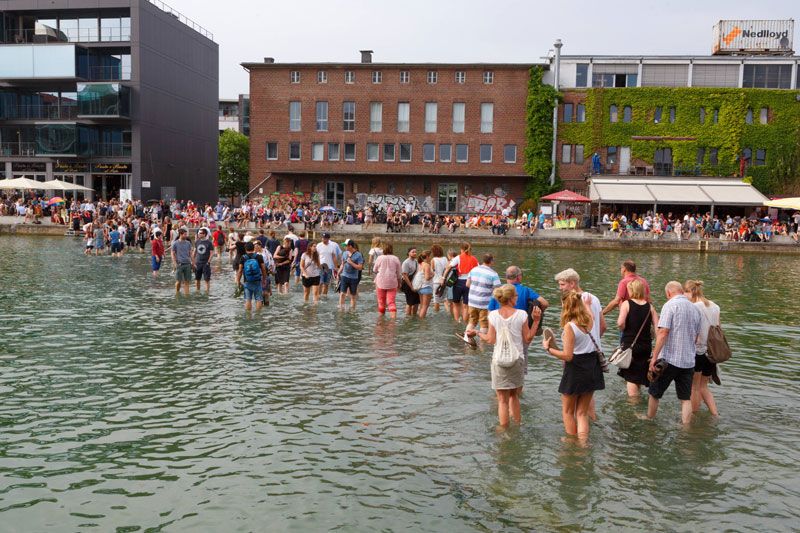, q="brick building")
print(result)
[242,52,544,215]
